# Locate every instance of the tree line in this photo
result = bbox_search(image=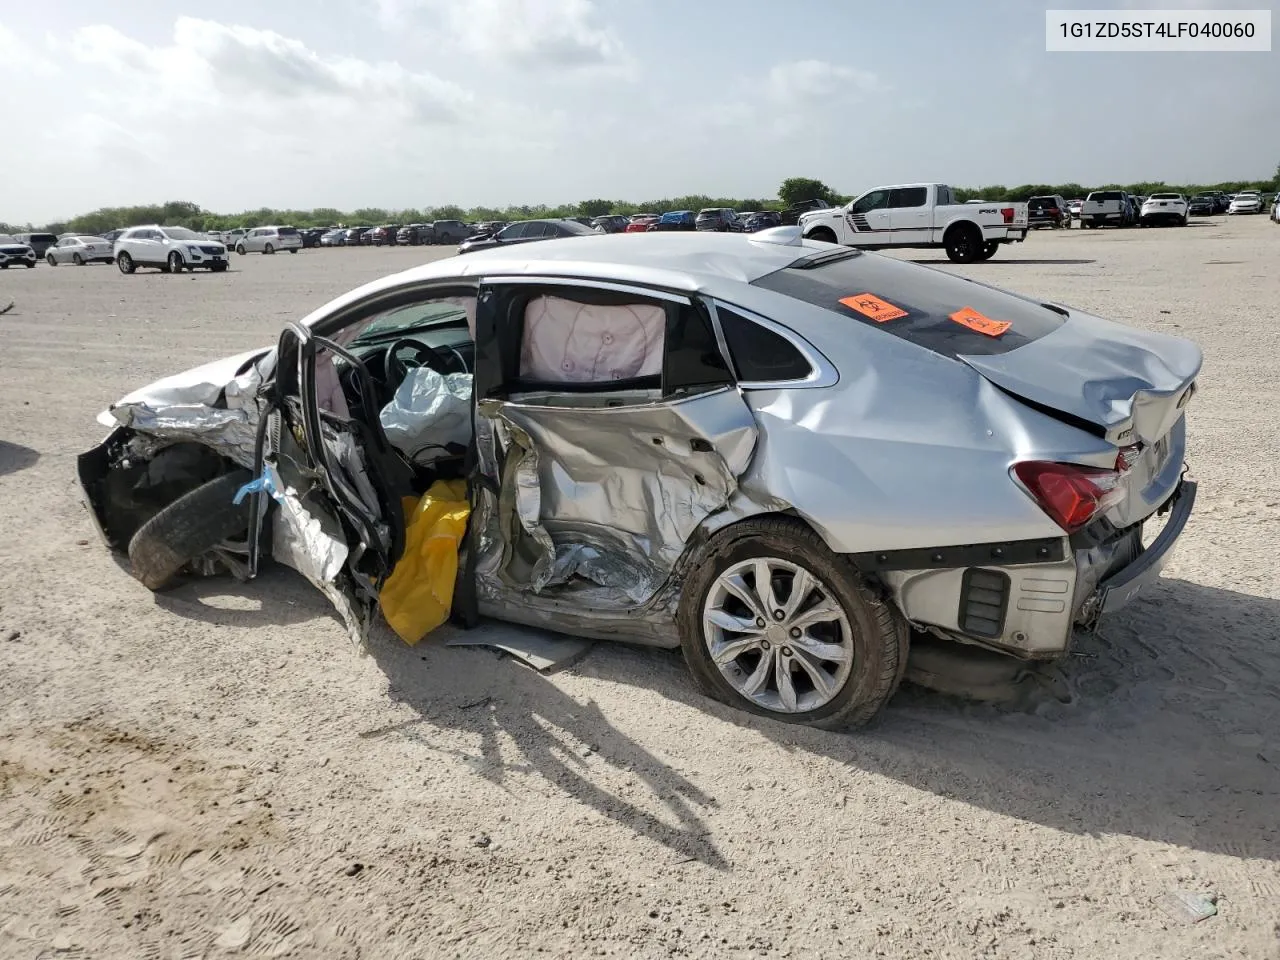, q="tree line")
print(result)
[5,171,1277,236]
